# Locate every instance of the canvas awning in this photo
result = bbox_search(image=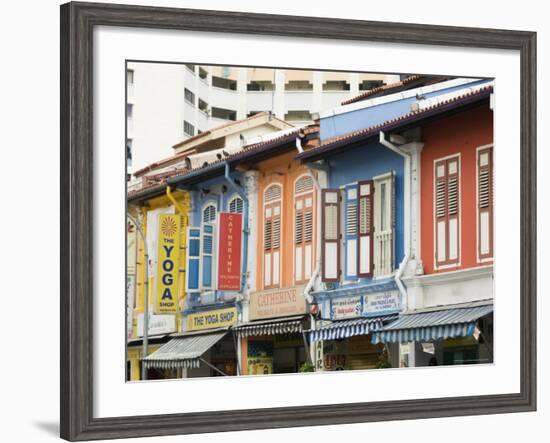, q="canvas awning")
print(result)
[309,315,398,342]
[143,330,228,369]
[371,304,493,344]
[233,315,306,338]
